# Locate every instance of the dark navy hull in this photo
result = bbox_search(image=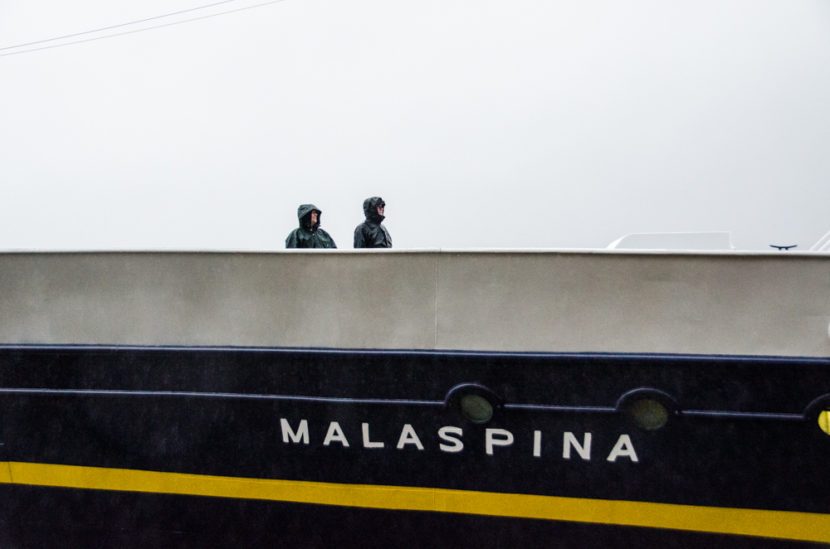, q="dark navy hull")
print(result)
[3,487,819,548]
[1,345,828,546]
